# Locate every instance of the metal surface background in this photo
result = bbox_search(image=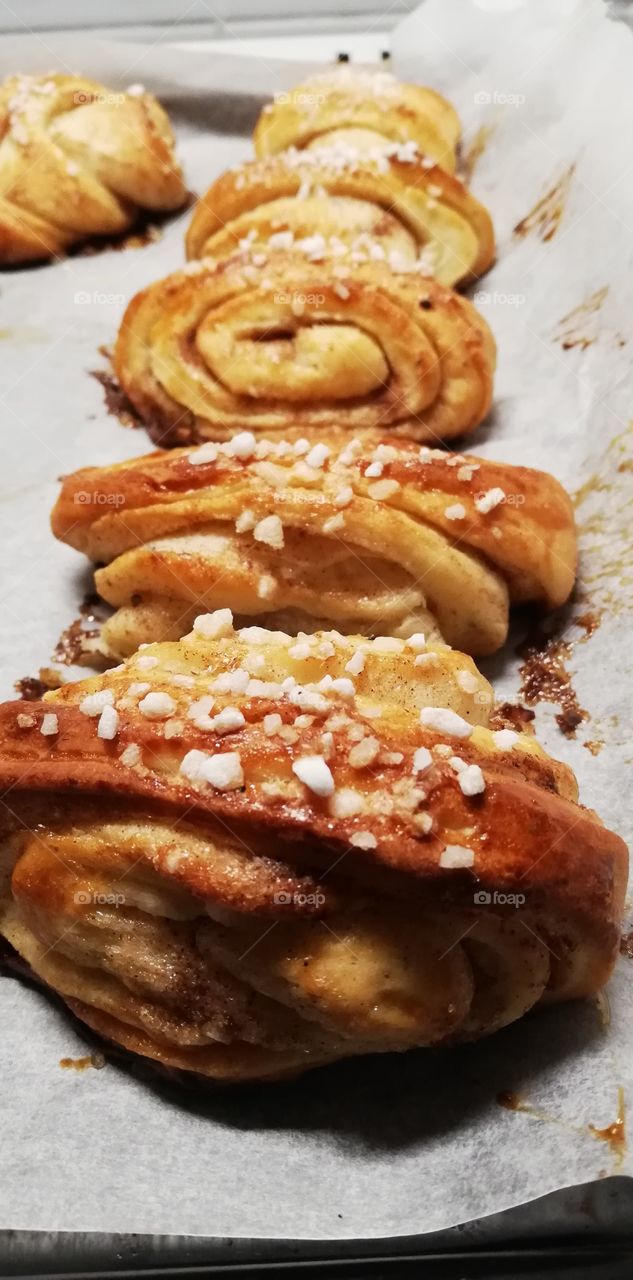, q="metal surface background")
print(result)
[1,1179,633,1275]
